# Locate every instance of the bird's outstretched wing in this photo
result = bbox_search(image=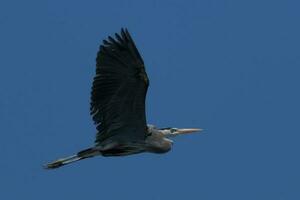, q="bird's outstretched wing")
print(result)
[91,28,149,145]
